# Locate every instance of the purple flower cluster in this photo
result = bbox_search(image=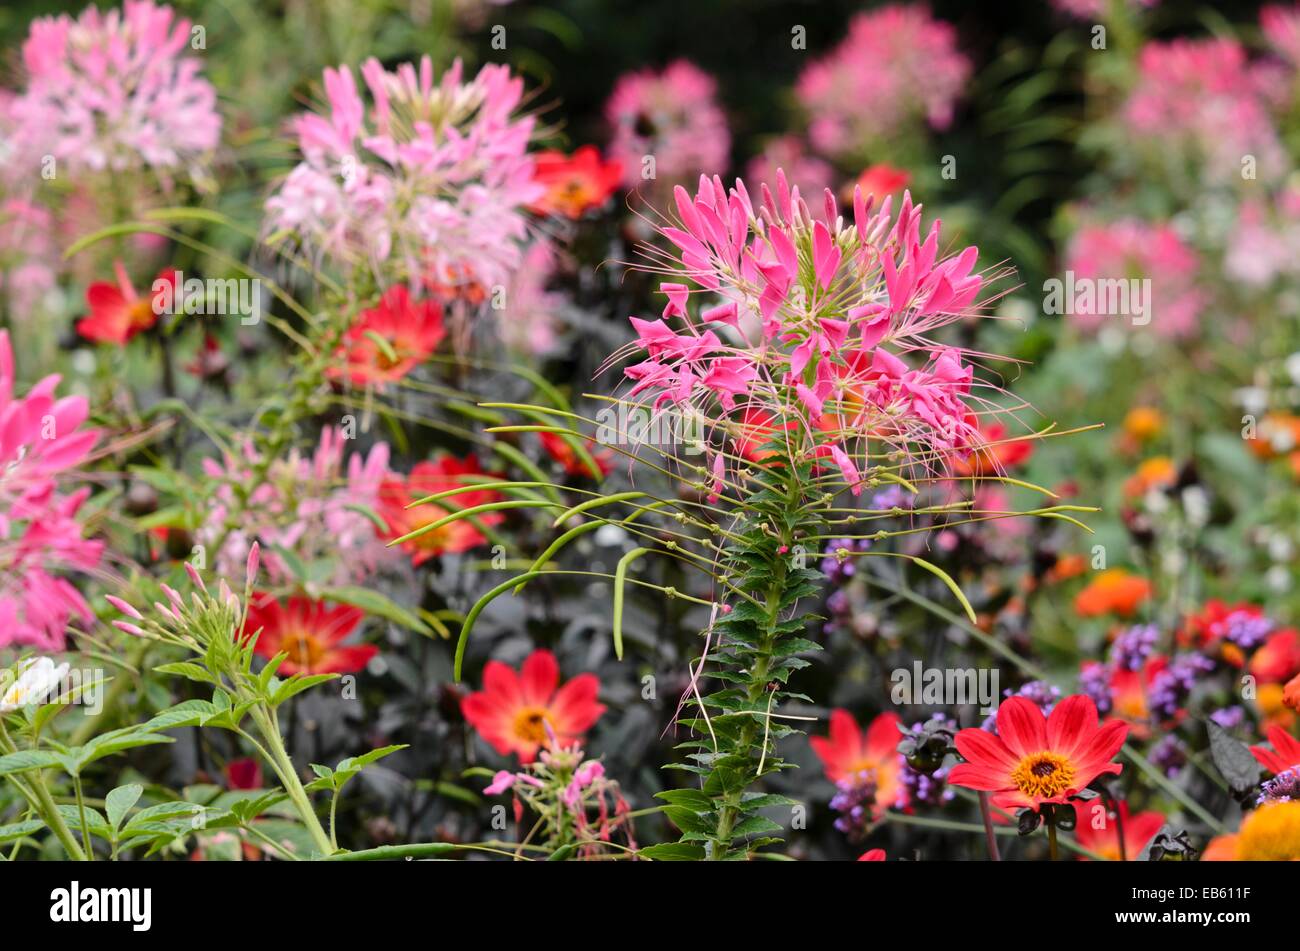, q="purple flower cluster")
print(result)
[1221,609,1274,651]
[1149,735,1188,777]
[1258,766,1300,805]
[1148,654,1215,721]
[821,538,871,583]
[1110,623,1160,671]
[830,768,878,841]
[1079,662,1113,715]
